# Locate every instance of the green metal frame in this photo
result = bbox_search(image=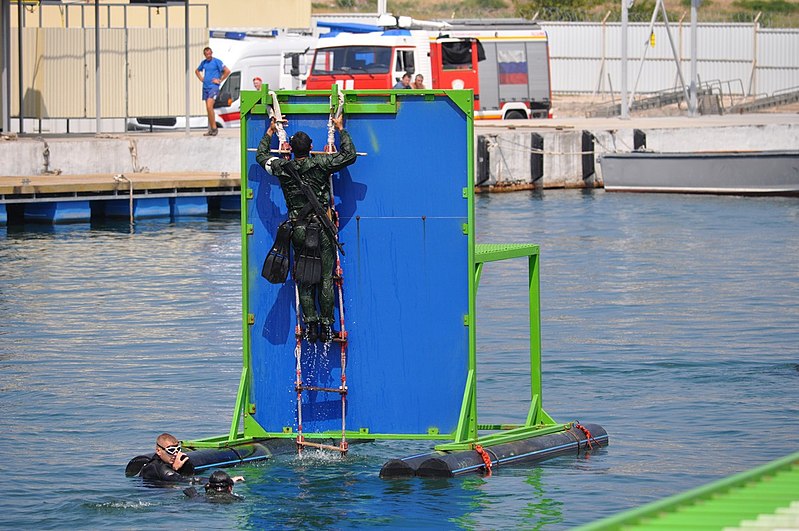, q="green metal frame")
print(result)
[186,87,563,450]
[437,243,562,451]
